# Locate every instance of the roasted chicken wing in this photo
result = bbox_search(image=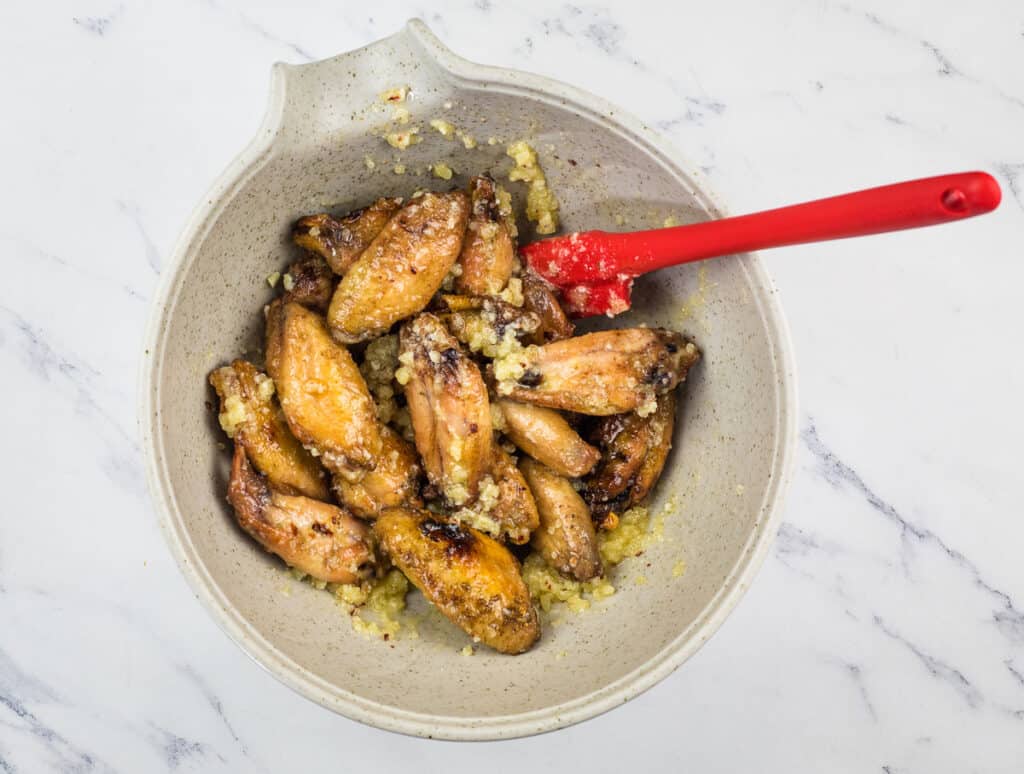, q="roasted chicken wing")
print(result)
[281,254,334,312]
[266,300,381,480]
[399,313,492,506]
[586,391,677,515]
[496,399,599,477]
[454,176,515,296]
[521,272,574,344]
[292,197,402,275]
[520,458,602,582]
[332,425,423,520]
[328,191,470,343]
[487,446,541,544]
[374,507,539,654]
[227,445,375,583]
[209,359,328,499]
[493,328,699,415]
